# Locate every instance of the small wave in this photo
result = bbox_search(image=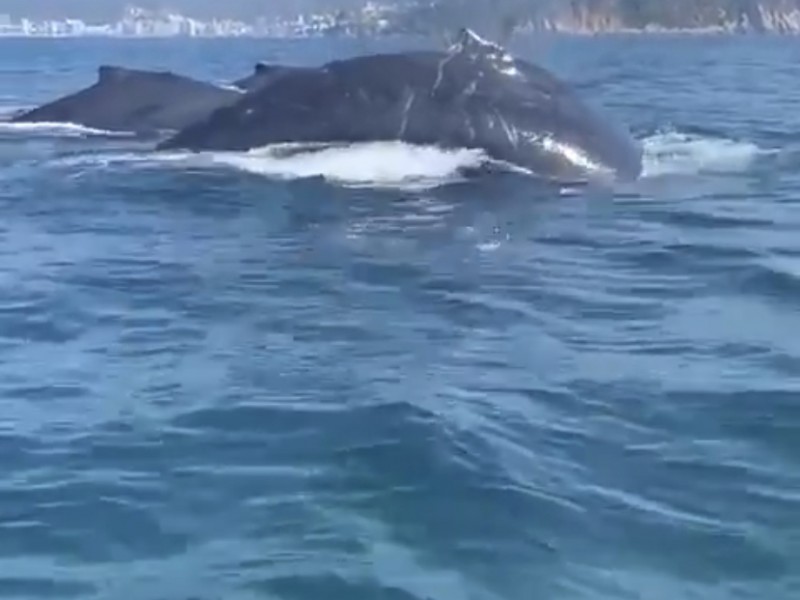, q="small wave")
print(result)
[51,150,188,170]
[0,121,135,138]
[641,130,767,177]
